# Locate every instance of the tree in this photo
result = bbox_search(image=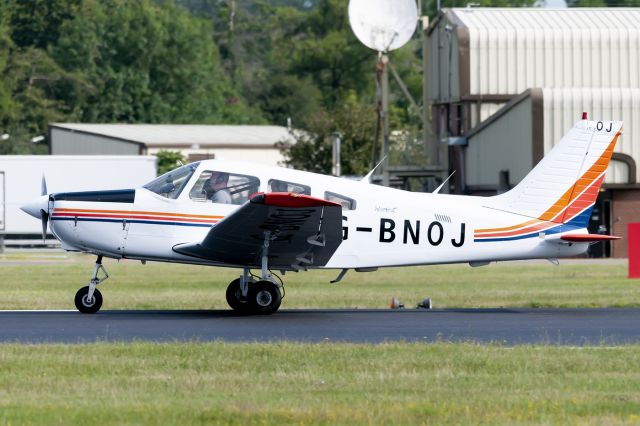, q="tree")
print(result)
[7,0,80,49]
[156,150,186,175]
[280,100,376,175]
[51,0,264,124]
